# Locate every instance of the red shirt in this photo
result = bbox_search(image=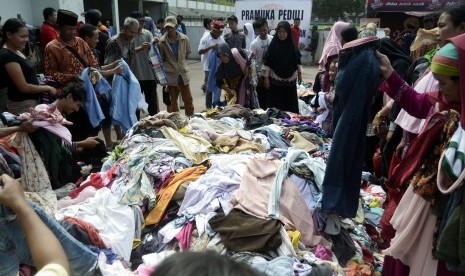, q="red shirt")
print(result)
[290,25,300,46]
[40,22,58,51]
